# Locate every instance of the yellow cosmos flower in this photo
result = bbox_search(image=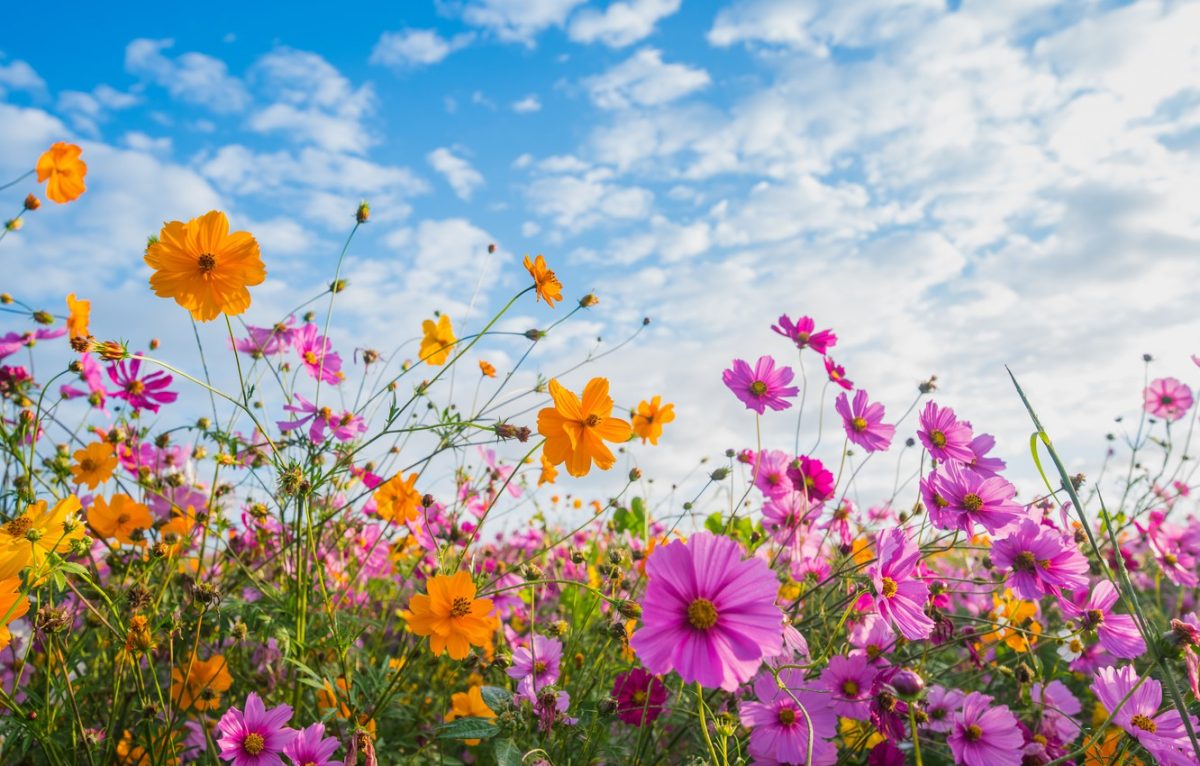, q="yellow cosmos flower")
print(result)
[419,314,456,365]
[631,395,675,445]
[374,472,421,524]
[89,494,153,545]
[523,254,563,307]
[70,441,117,489]
[0,495,86,579]
[479,360,496,378]
[170,654,232,711]
[538,454,558,486]
[66,293,91,350]
[445,686,496,745]
[537,377,632,478]
[36,142,87,204]
[0,577,30,650]
[403,571,495,660]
